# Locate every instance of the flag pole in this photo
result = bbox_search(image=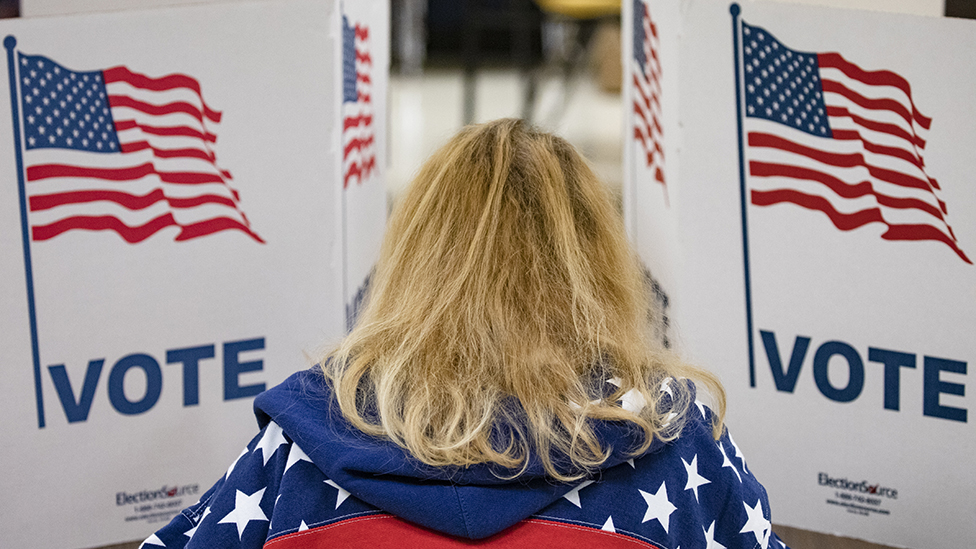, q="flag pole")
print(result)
[729,6,756,388]
[5,36,45,427]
